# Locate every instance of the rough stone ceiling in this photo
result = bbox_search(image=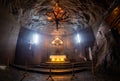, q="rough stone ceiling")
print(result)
[0,0,119,35]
